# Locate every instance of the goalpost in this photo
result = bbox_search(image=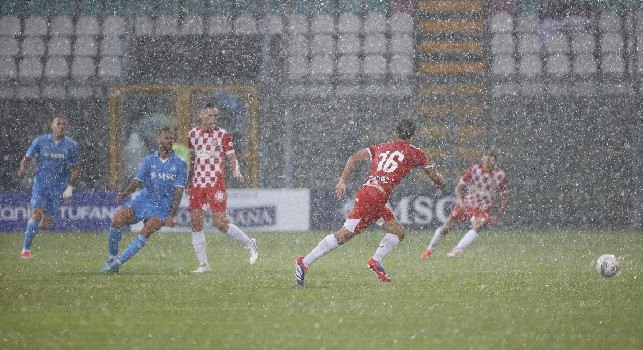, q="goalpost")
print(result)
[108,85,259,190]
